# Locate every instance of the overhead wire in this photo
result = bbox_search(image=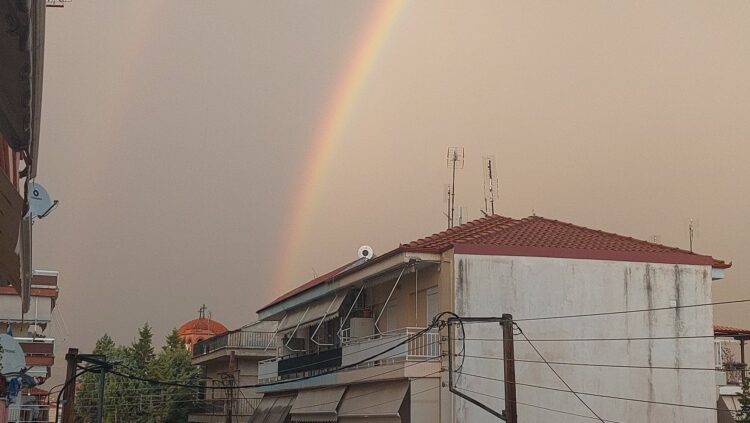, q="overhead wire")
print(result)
[510,298,750,323]
[514,321,605,422]
[455,386,624,423]
[460,334,717,342]
[461,353,723,372]
[457,370,722,412]
[110,313,451,390]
